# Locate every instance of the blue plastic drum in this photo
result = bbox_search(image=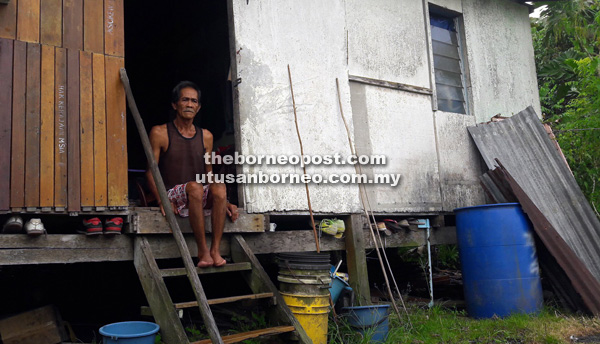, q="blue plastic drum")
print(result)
[454,203,543,318]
